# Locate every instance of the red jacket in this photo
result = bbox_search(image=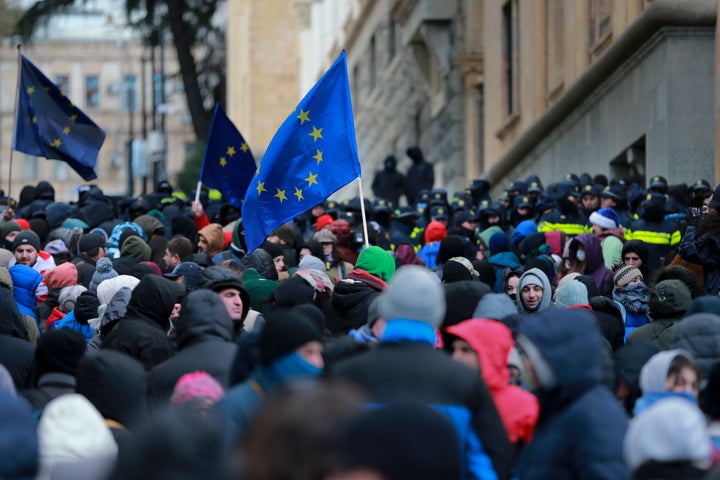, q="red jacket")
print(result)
[445,318,539,444]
